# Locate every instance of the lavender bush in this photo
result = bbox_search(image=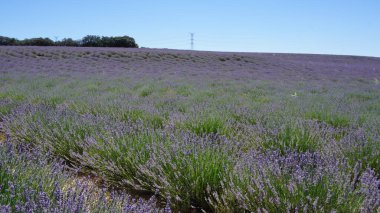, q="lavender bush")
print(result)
[0,141,166,212]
